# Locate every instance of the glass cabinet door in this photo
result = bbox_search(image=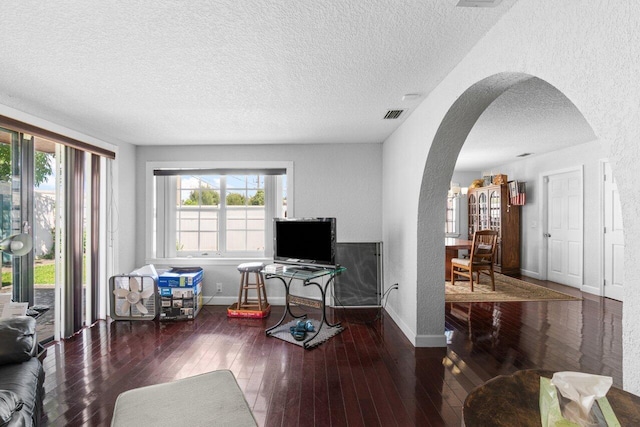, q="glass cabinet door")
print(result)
[489,189,501,231]
[468,193,477,236]
[489,187,504,268]
[478,191,488,230]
